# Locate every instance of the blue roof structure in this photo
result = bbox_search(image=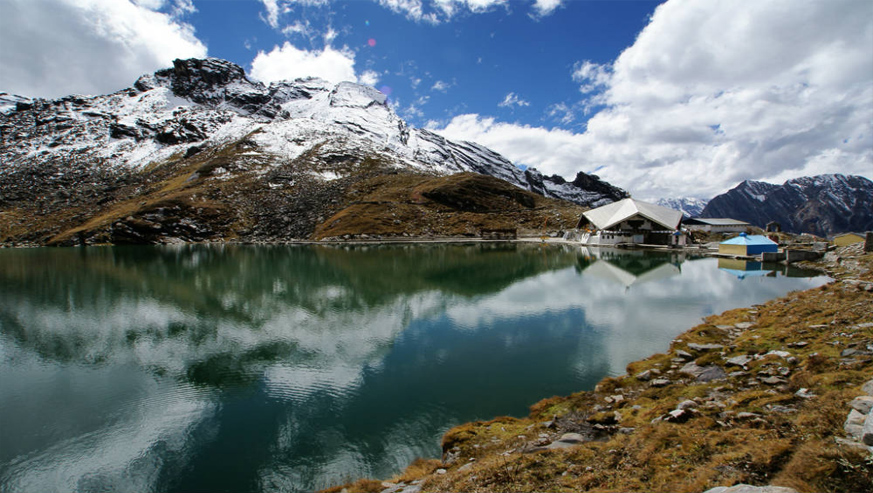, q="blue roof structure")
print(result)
[720,233,778,255]
[720,233,778,246]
